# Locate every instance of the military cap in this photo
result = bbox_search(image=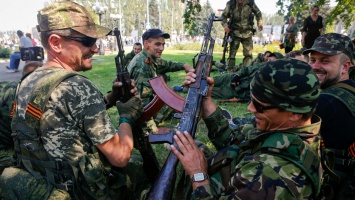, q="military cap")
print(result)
[251,58,320,113]
[142,29,170,41]
[268,52,284,59]
[303,33,355,64]
[37,1,111,38]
